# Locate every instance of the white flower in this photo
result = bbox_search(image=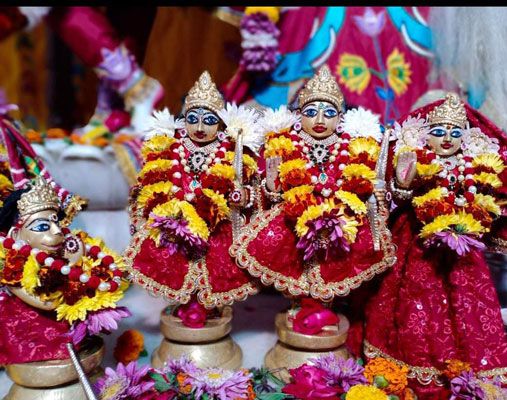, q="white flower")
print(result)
[259,105,300,135]
[462,127,500,157]
[143,108,184,140]
[392,114,429,153]
[217,102,263,153]
[340,107,382,142]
